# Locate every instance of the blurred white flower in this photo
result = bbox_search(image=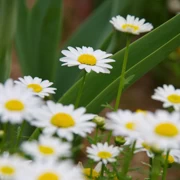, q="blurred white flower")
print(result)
[32,101,96,141]
[110,14,153,35]
[15,76,56,98]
